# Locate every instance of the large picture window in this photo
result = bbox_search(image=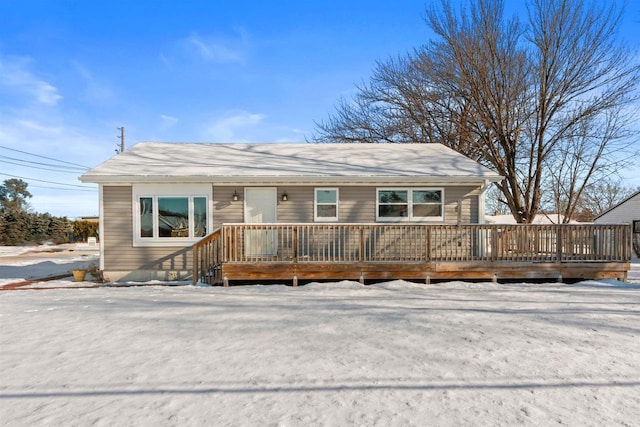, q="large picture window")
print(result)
[133,184,211,246]
[376,188,444,221]
[315,188,339,221]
